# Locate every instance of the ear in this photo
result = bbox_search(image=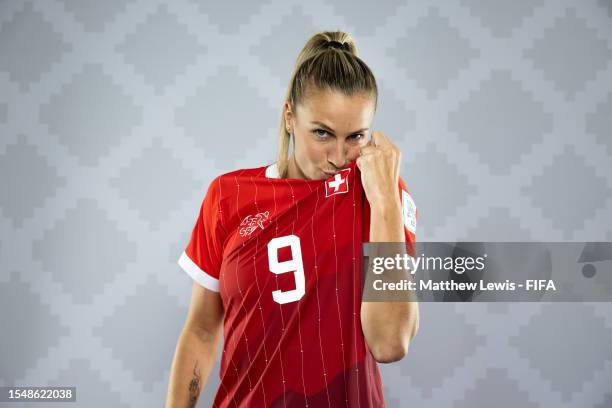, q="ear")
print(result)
[283,101,293,131]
